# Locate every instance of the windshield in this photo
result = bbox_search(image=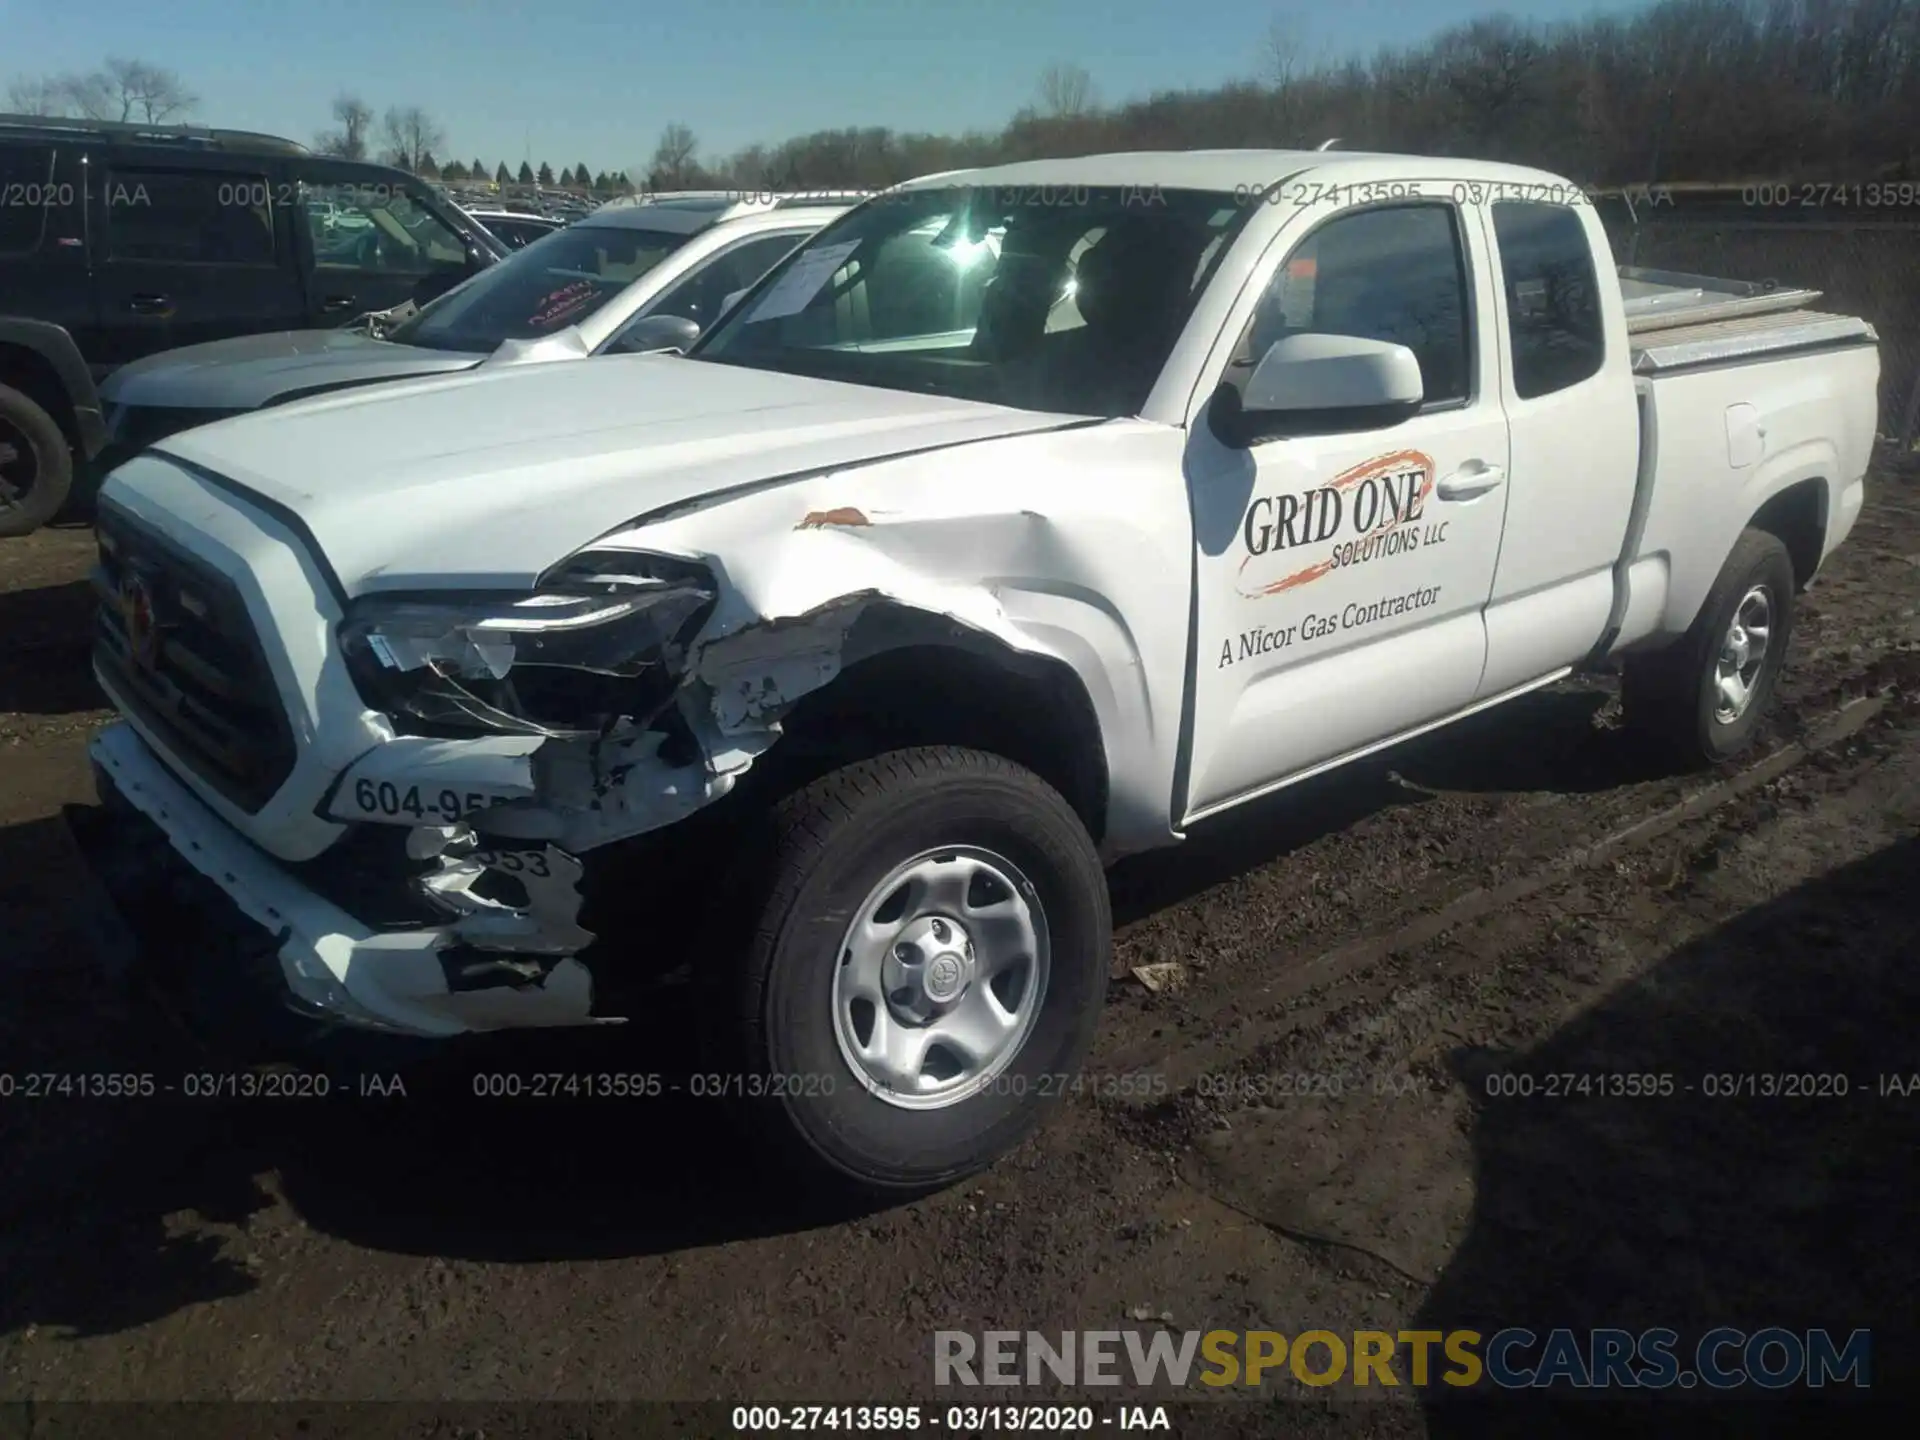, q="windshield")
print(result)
[689,185,1250,417]
[389,222,694,352]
